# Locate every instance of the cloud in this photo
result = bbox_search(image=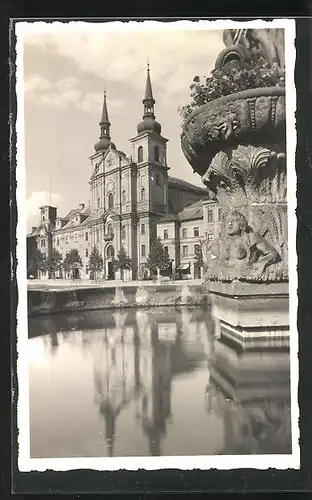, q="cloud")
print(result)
[27,191,62,218]
[24,75,126,113]
[22,22,224,98]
